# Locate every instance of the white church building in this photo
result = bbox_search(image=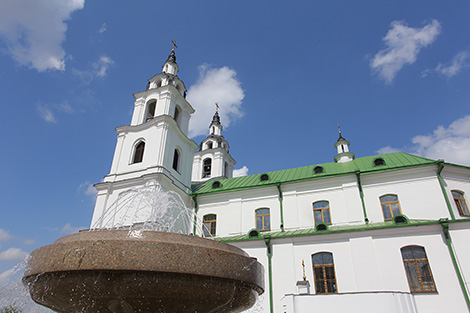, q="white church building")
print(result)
[90,48,470,313]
